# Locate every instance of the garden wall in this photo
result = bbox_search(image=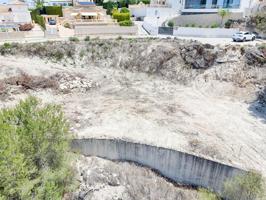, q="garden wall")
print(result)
[71,138,246,195]
[74,25,137,36]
